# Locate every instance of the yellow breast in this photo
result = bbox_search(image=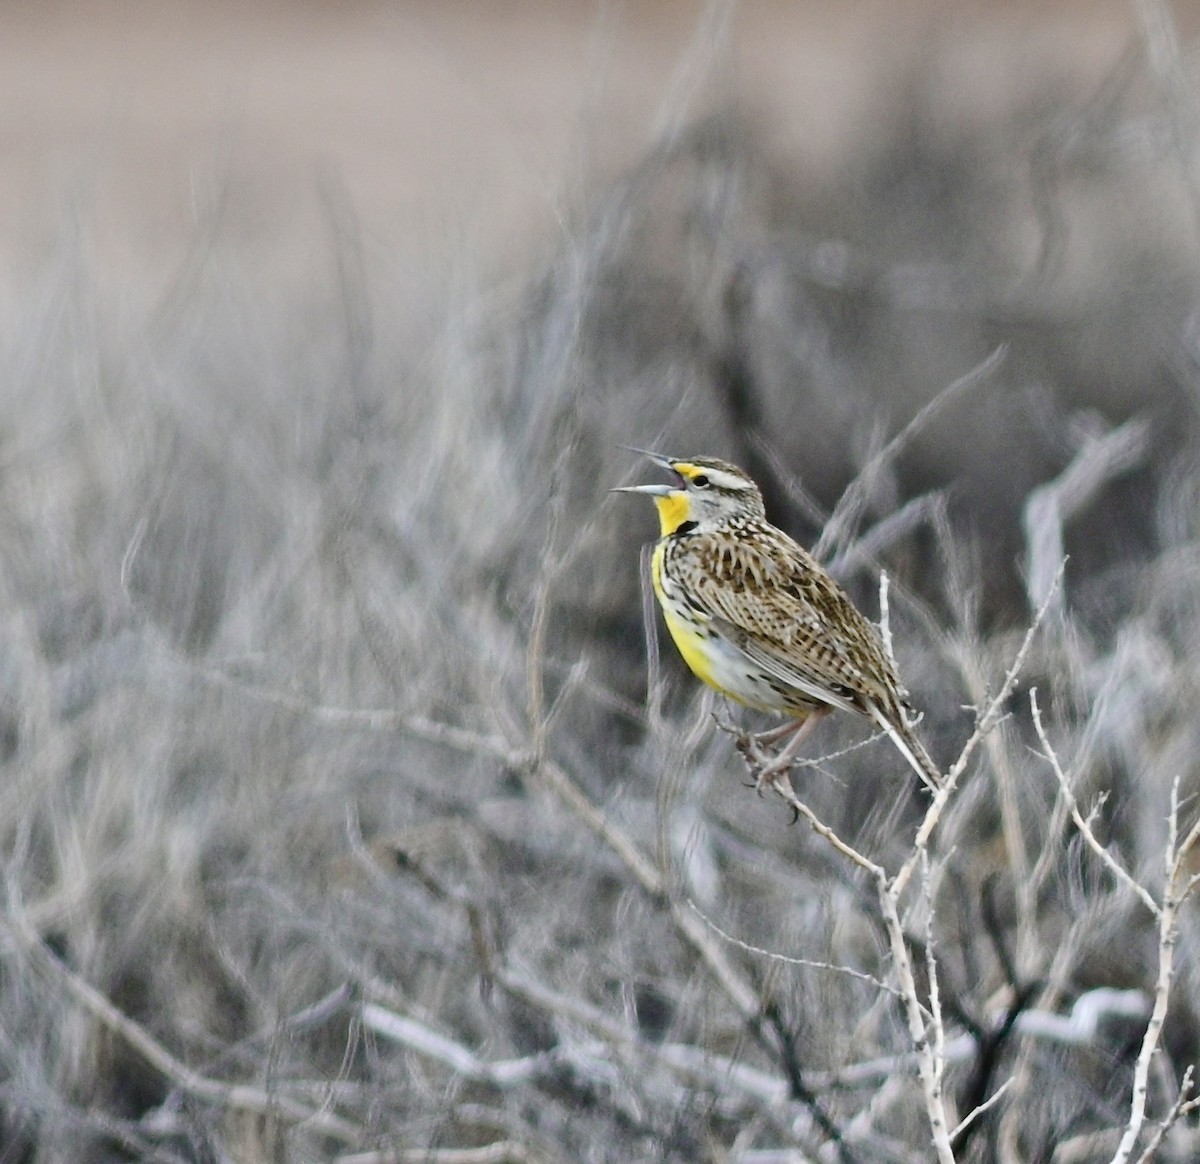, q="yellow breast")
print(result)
[650,542,753,705]
[650,540,809,715]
